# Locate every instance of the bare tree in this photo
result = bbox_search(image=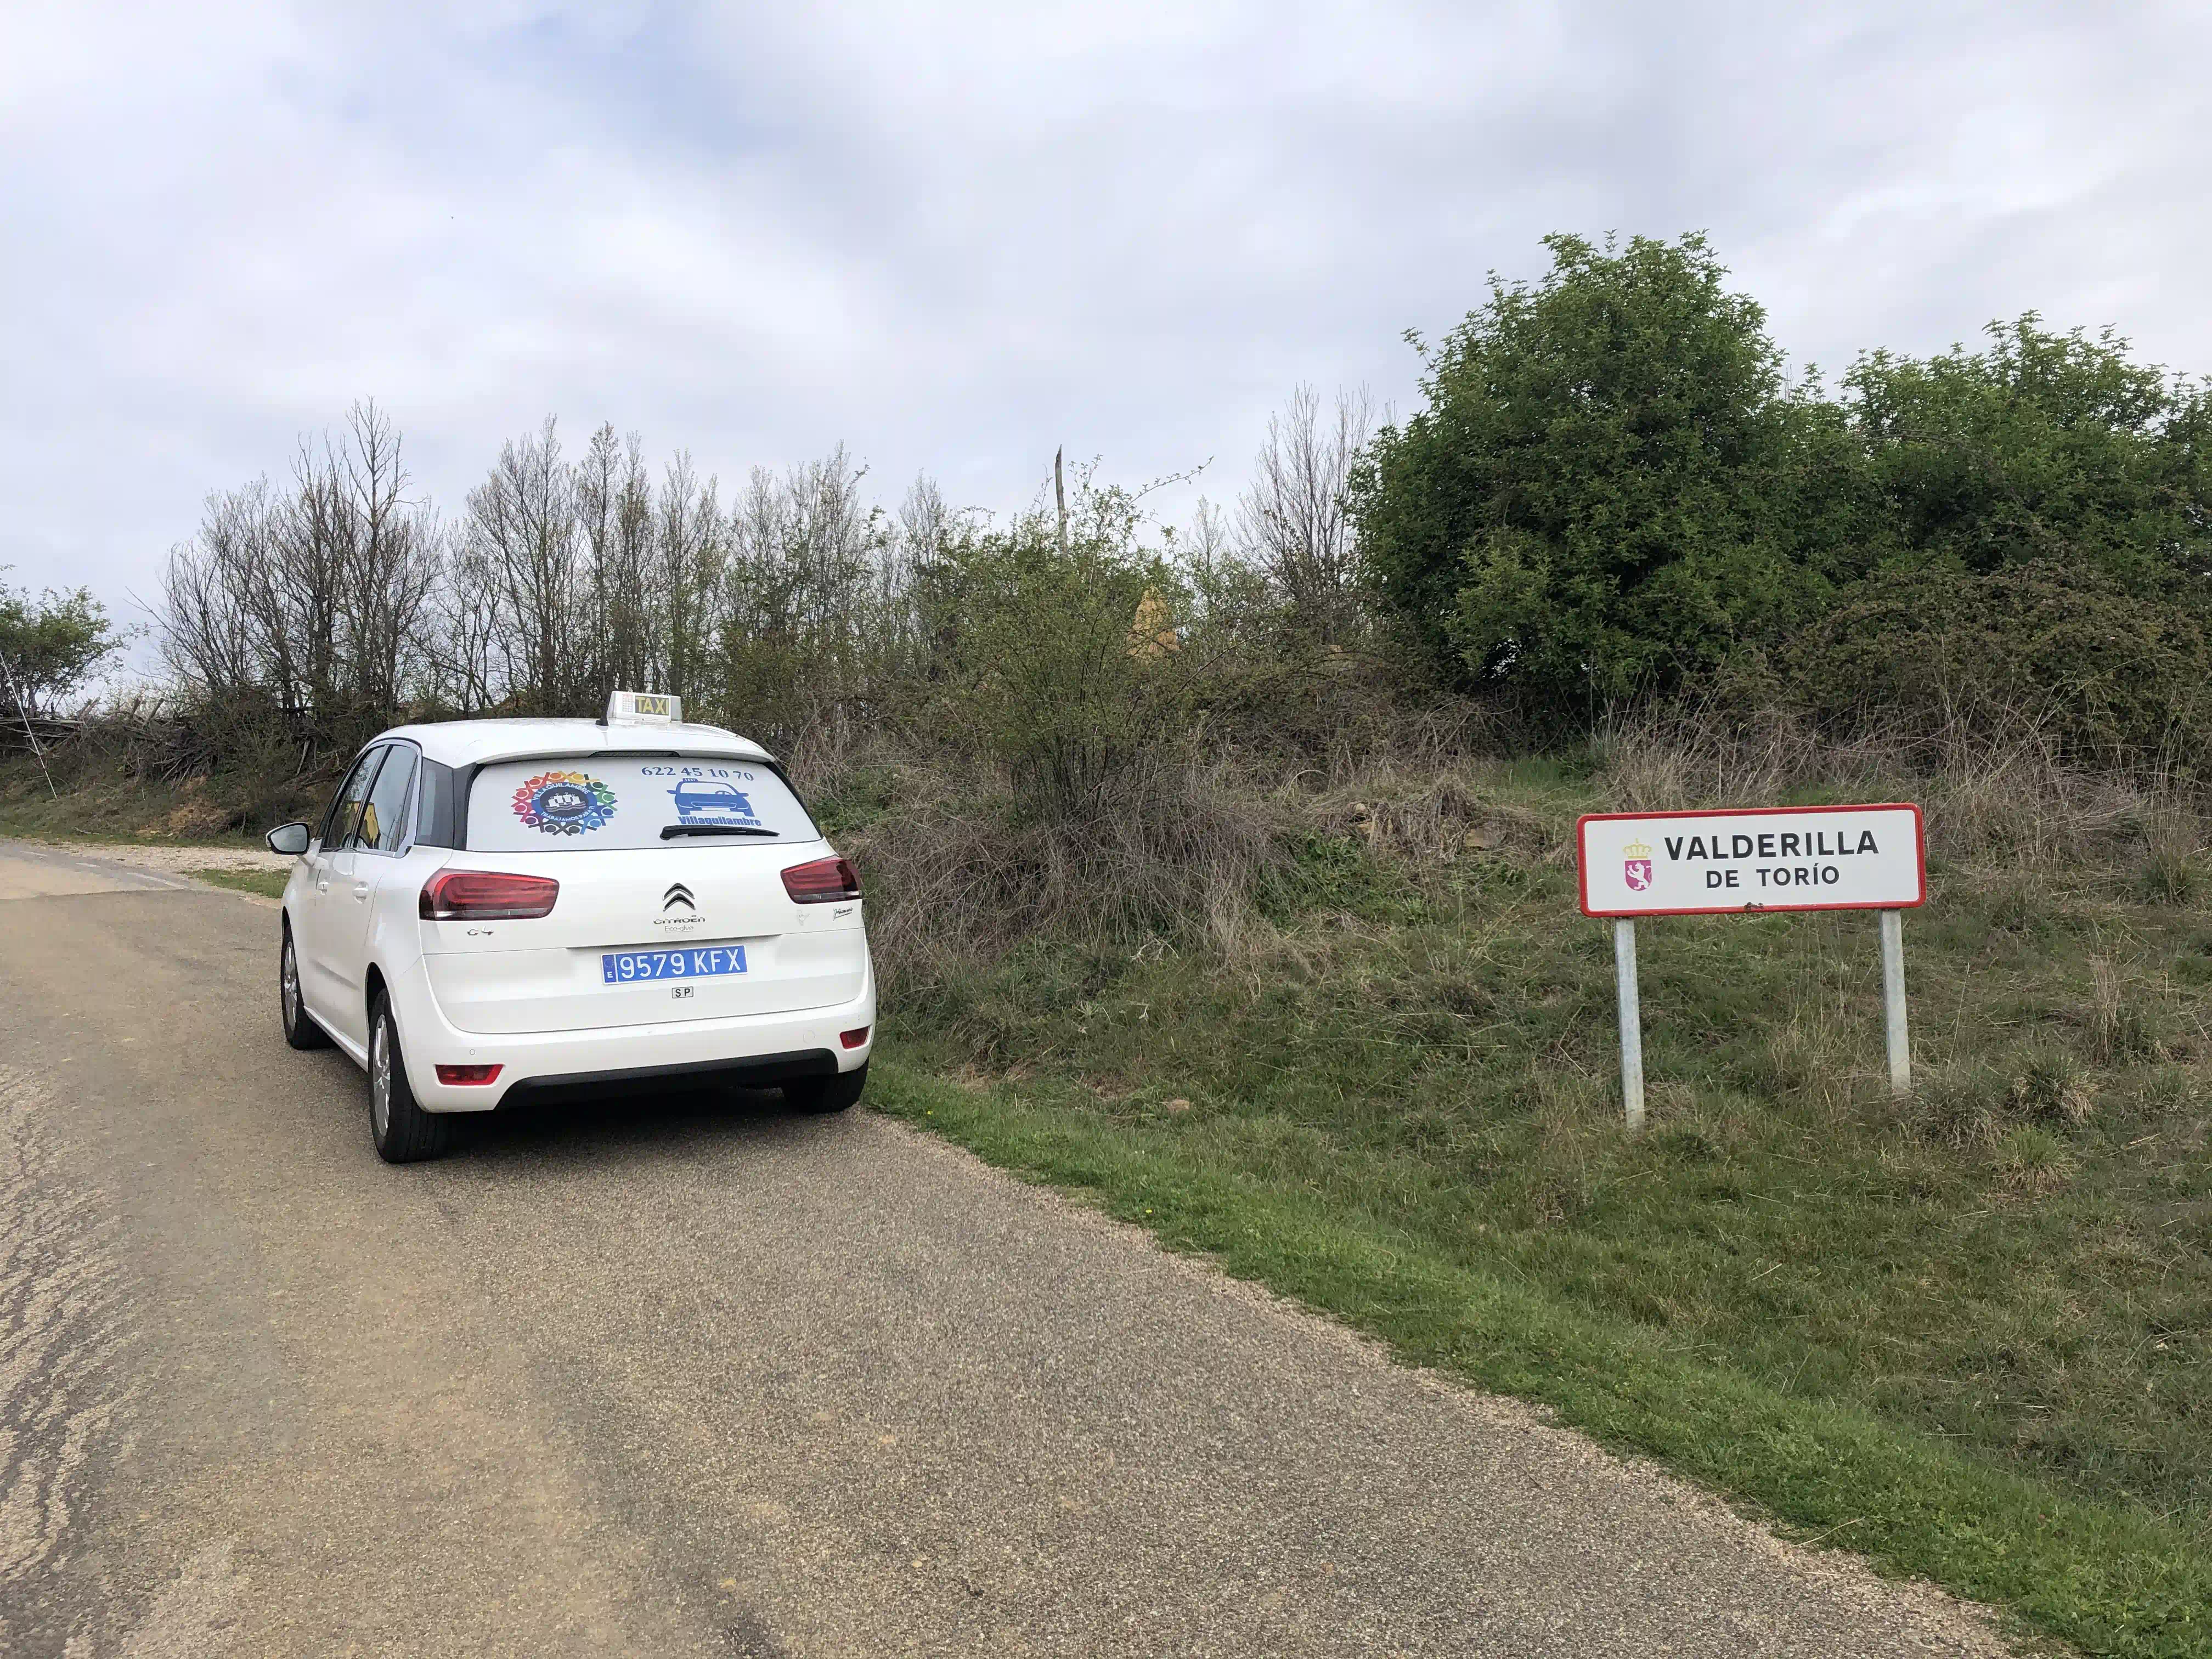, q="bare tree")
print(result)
[431,527,503,714]
[159,495,262,698]
[897,473,950,577]
[1184,497,1234,590]
[334,400,439,715]
[464,417,583,713]
[576,424,657,701]
[159,408,441,753]
[167,403,1290,778]
[656,453,723,699]
[1237,384,1373,645]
